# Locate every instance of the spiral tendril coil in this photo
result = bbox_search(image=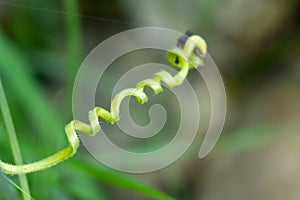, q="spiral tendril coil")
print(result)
[0,33,207,175]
